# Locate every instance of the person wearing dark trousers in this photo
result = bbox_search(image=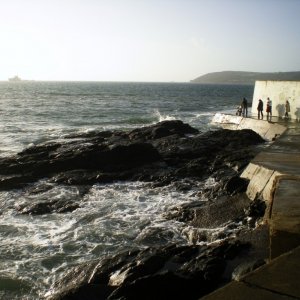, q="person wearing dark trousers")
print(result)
[242,97,248,117]
[257,99,263,119]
